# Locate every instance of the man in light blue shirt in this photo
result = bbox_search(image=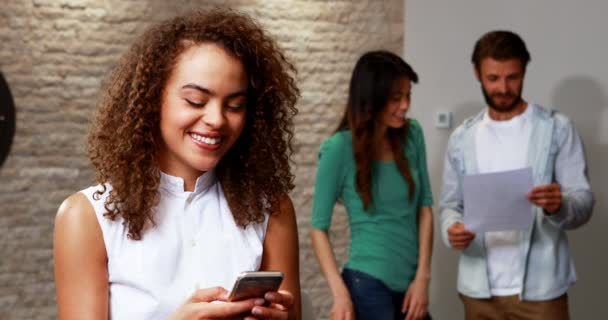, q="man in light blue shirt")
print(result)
[439,30,594,320]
